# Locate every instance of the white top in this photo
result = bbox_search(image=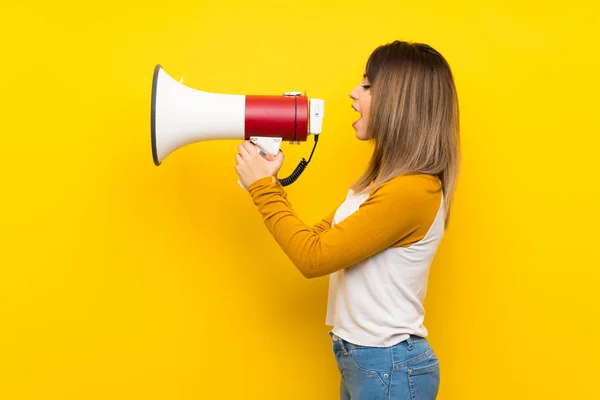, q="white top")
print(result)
[325,187,445,347]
